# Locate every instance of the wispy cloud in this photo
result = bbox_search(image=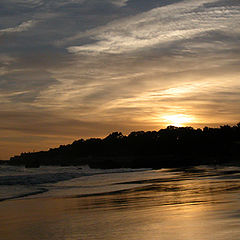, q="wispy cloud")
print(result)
[0,55,15,76]
[110,0,128,7]
[0,20,37,34]
[67,0,240,54]
[50,0,128,7]
[1,0,240,158]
